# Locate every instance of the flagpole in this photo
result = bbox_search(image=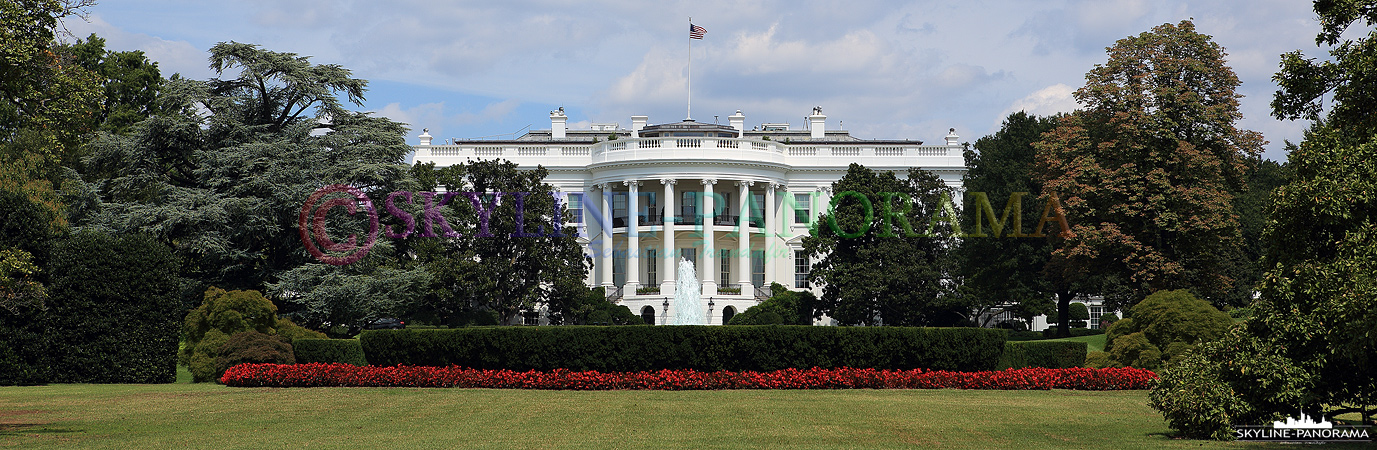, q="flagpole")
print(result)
[687,17,692,121]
